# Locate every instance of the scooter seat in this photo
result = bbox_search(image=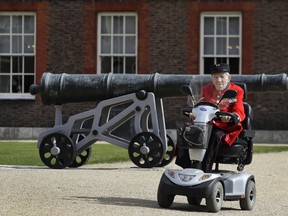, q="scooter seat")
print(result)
[215,84,254,170]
